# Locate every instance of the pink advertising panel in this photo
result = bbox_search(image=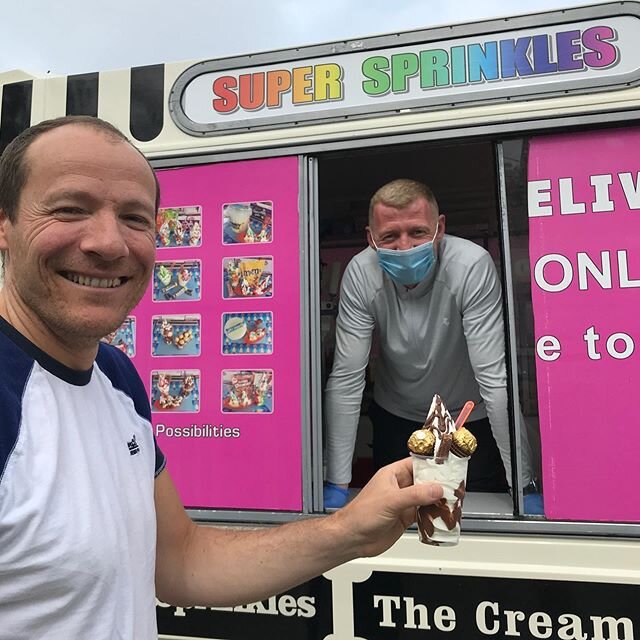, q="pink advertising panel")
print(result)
[110,156,302,511]
[528,128,640,522]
